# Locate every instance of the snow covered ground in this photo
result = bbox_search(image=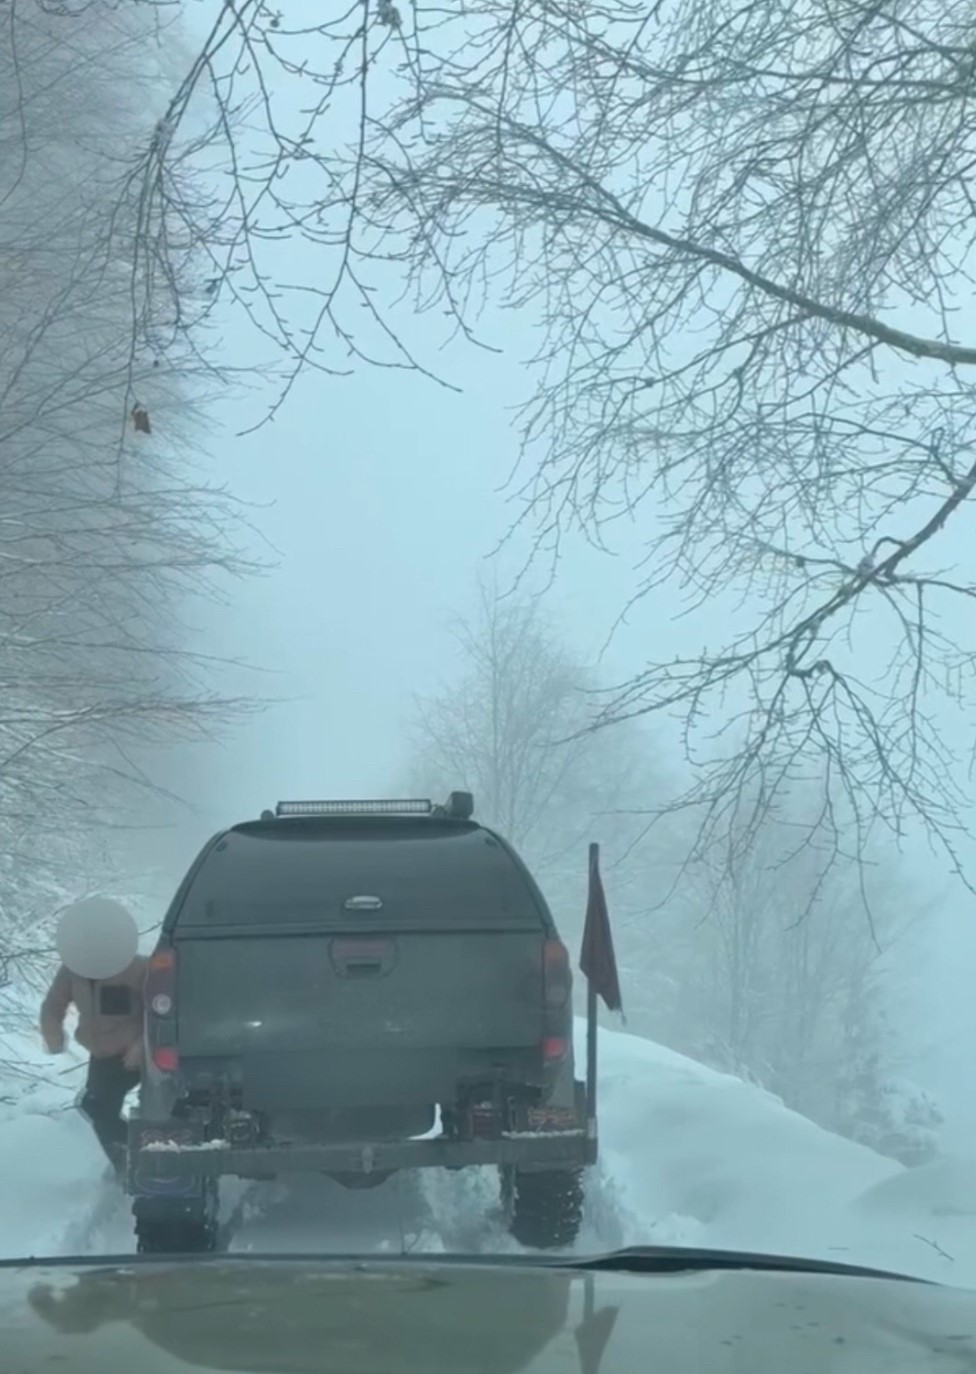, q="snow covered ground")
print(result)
[1,1015,974,1286]
[589,1024,976,1285]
